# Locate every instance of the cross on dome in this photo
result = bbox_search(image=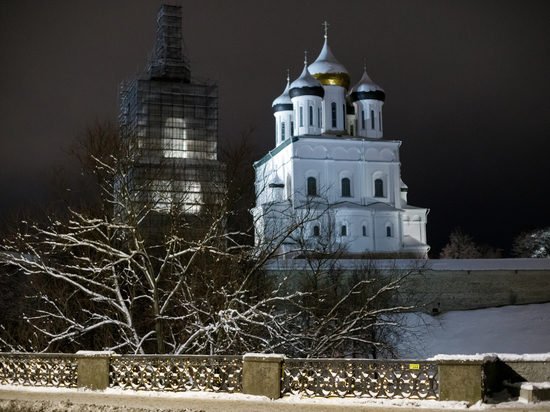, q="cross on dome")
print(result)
[322,21,329,39]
